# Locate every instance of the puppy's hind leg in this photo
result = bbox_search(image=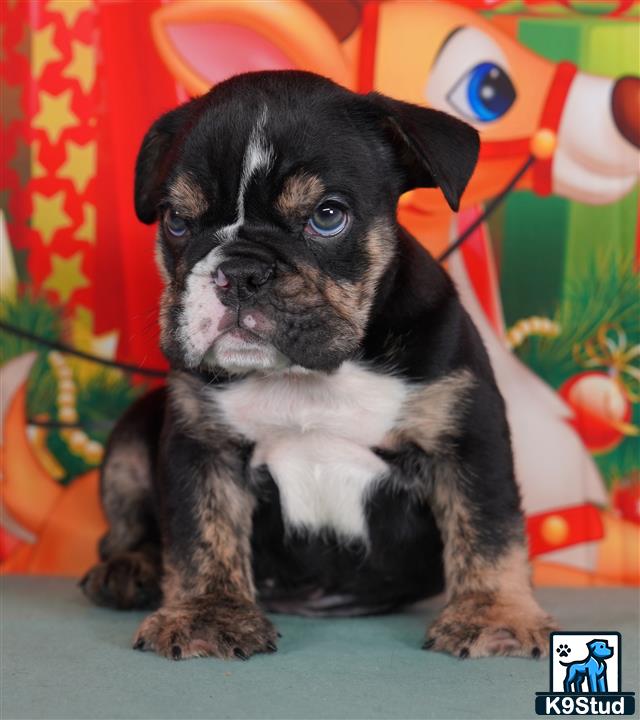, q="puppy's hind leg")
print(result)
[81,389,166,610]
